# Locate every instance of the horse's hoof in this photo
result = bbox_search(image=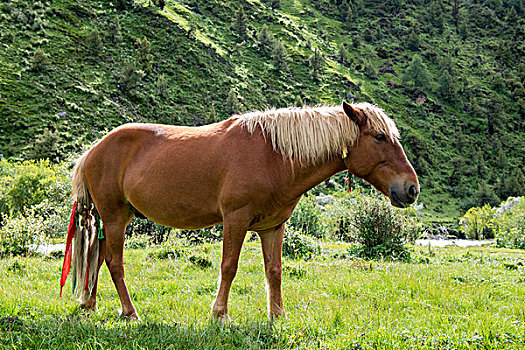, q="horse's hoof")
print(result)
[119,310,141,321]
[211,312,231,324]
